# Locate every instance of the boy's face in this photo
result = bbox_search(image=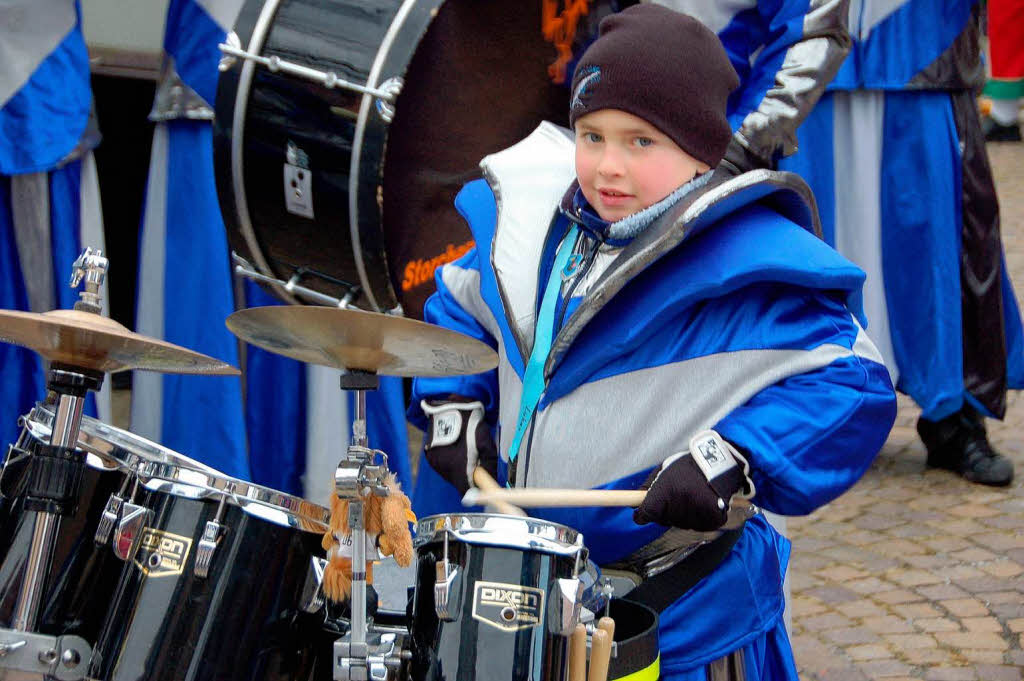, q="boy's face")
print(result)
[574,109,710,223]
